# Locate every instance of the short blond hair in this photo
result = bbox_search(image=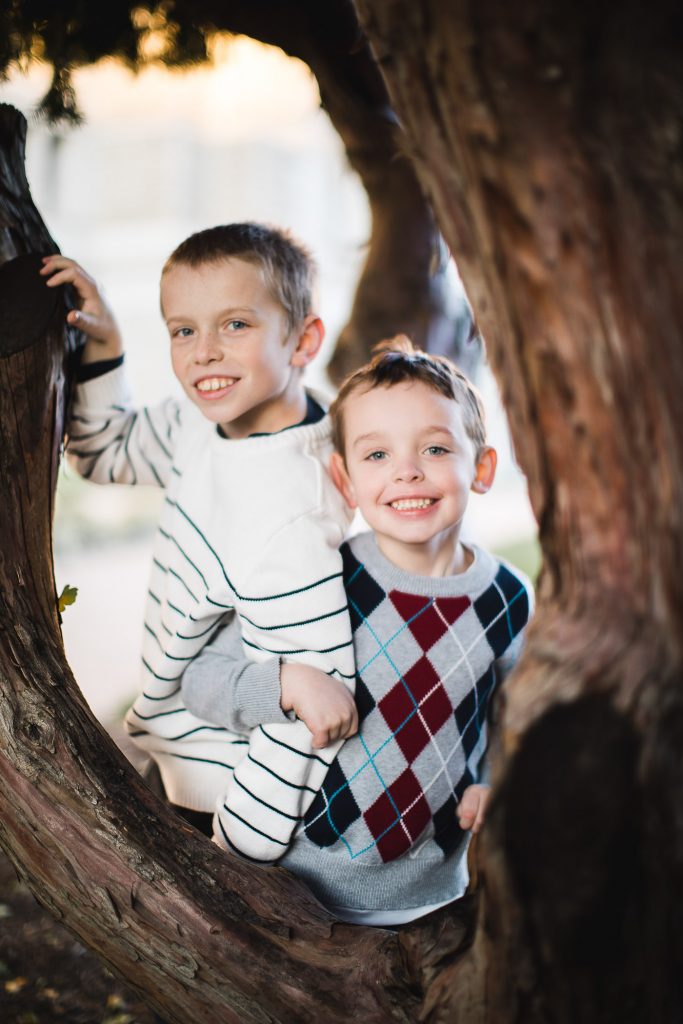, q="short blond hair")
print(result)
[162,223,315,332]
[329,335,487,458]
